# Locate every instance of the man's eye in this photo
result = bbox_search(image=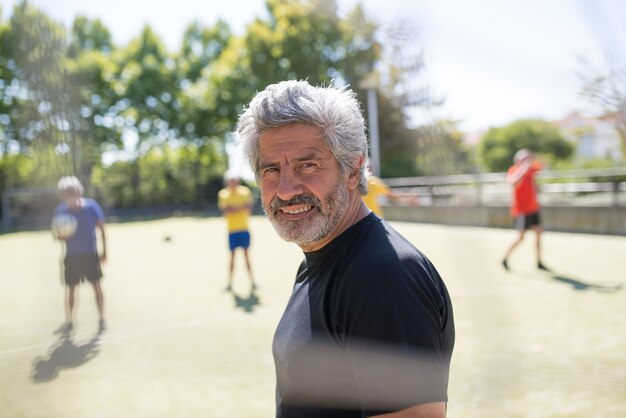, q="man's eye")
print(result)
[299,163,317,171]
[261,167,279,177]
